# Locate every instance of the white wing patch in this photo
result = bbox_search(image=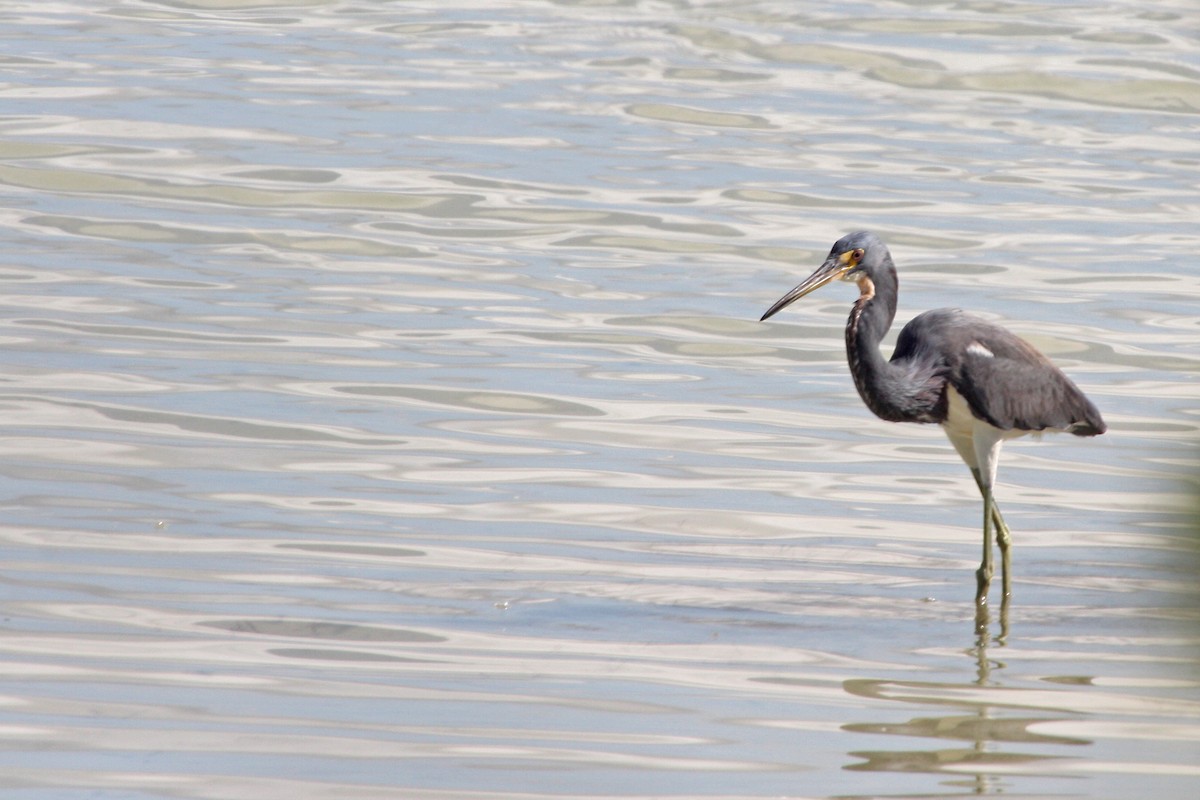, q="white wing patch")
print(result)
[966,341,994,358]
